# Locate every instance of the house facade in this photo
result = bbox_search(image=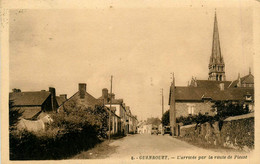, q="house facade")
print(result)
[99,88,137,135]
